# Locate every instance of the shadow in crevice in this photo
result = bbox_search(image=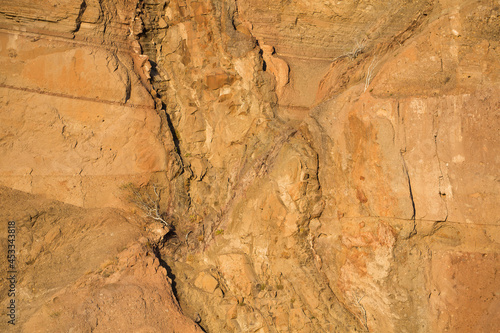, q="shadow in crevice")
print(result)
[151,243,208,332]
[152,240,178,300]
[161,102,183,159]
[149,59,160,79]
